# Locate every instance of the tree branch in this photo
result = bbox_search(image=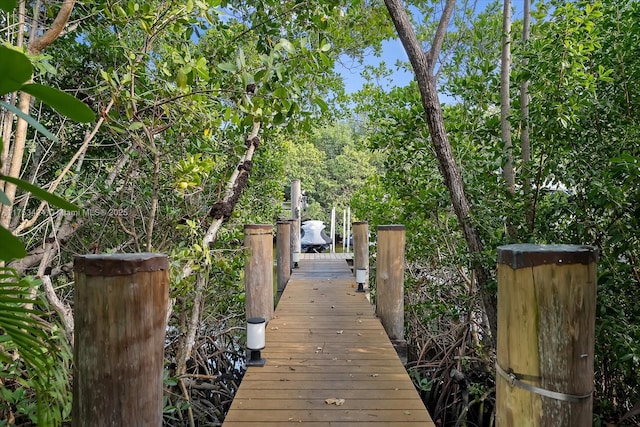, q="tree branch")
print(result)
[427,0,456,75]
[176,121,261,372]
[41,275,74,346]
[384,0,429,76]
[13,99,114,235]
[28,0,76,54]
[8,151,131,275]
